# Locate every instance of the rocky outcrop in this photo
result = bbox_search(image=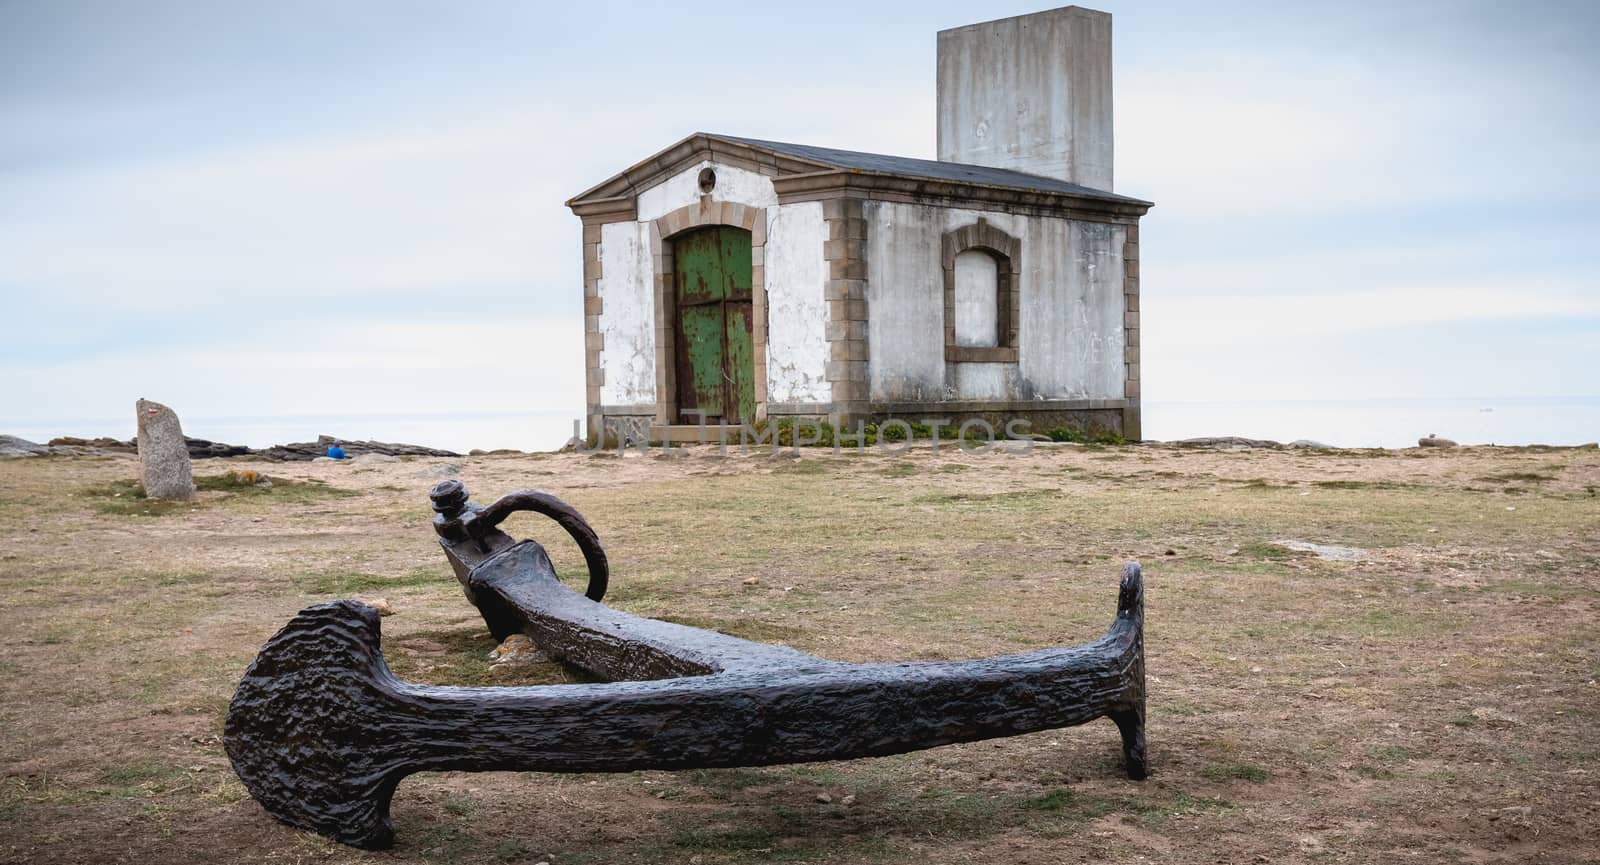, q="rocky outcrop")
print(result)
[49,436,137,453]
[349,453,400,465]
[42,433,456,461]
[48,435,248,459]
[1167,436,1284,450]
[0,435,51,458]
[186,438,253,458]
[252,435,460,462]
